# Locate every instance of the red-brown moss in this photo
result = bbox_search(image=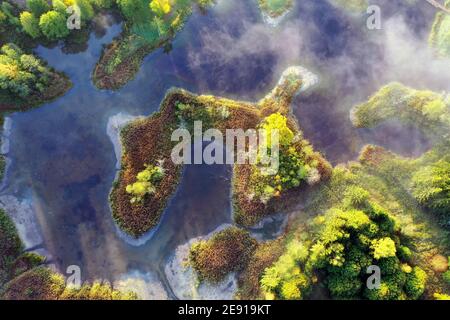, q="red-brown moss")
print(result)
[189,227,258,283]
